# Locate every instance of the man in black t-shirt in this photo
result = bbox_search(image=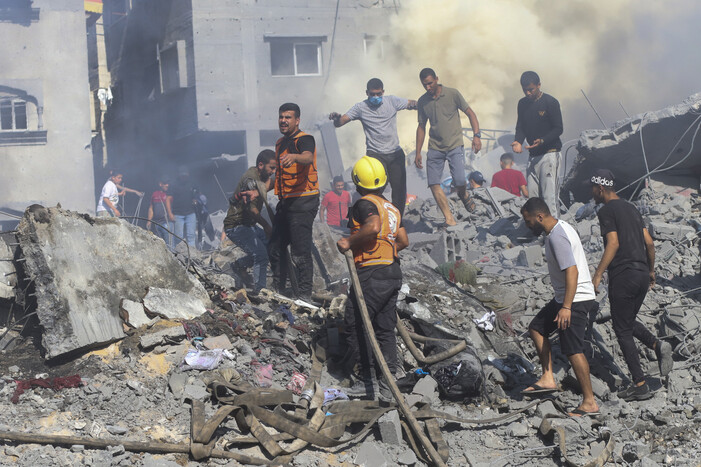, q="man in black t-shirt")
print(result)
[269,103,320,302]
[511,71,563,215]
[336,156,408,401]
[170,166,198,248]
[591,169,673,402]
